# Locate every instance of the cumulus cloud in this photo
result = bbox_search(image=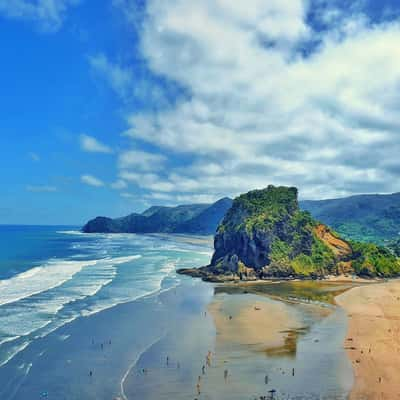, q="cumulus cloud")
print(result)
[146,191,220,204]
[118,150,166,171]
[81,174,104,187]
[111,0,400,202]
[89,53,133,99]
[80,134,113,153]
[26,185,57,192]
[120,192,137,199]
[111,179,127,189]
[0,0,81,31]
